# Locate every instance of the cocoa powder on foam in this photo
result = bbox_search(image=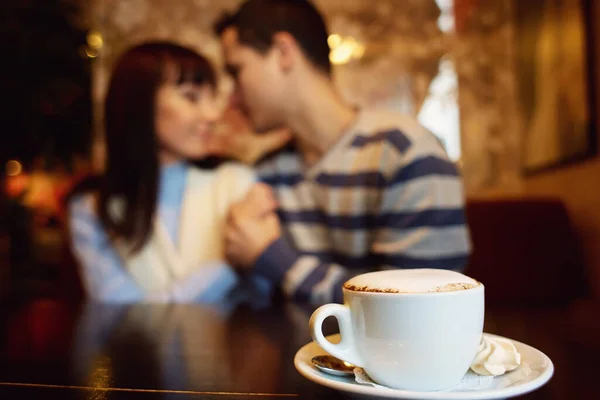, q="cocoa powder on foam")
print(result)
[343,284,401,293]
[343,282,480,293]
